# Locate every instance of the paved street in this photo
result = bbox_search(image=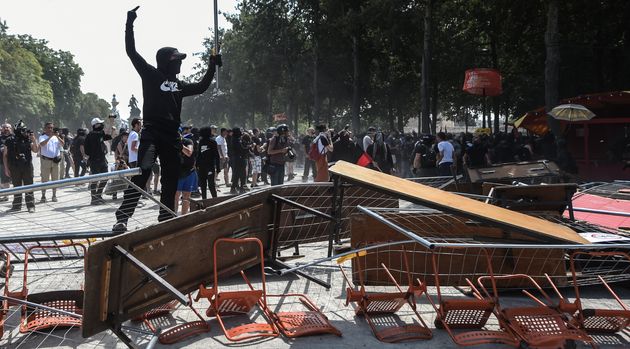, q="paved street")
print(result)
[0,155,629,348]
